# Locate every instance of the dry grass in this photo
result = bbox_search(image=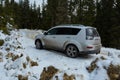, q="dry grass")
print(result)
[18,75,28,80]
[63,73,75,80]
[86,58,99,73]
[107,64,120,80]
[40,66,58,80]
